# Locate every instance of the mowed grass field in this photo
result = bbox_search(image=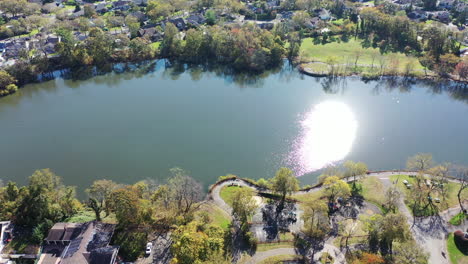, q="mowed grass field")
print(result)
[300,38,424,73]
[447,233,468,264]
